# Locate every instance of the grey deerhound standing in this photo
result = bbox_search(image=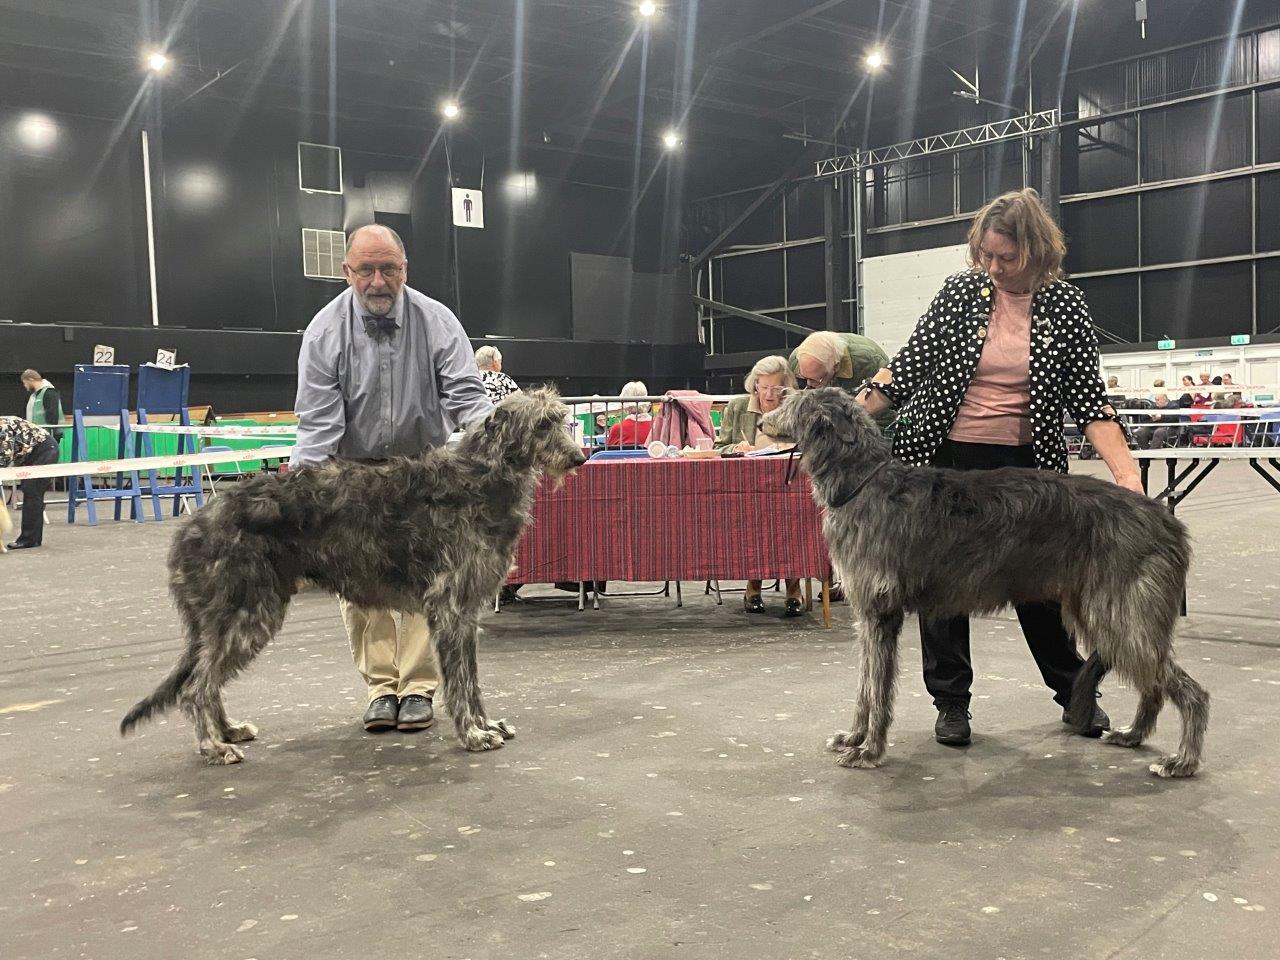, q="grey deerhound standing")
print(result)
[121,388,586,765]
[760,388,1209,778]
